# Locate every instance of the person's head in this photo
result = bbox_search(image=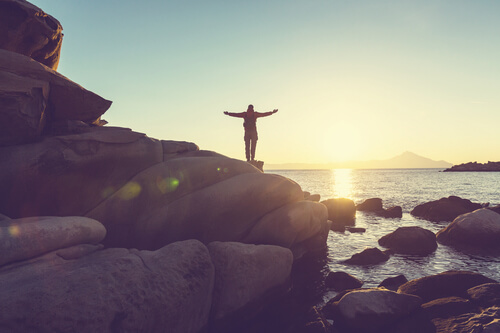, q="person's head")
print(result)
[247,104,254,113]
